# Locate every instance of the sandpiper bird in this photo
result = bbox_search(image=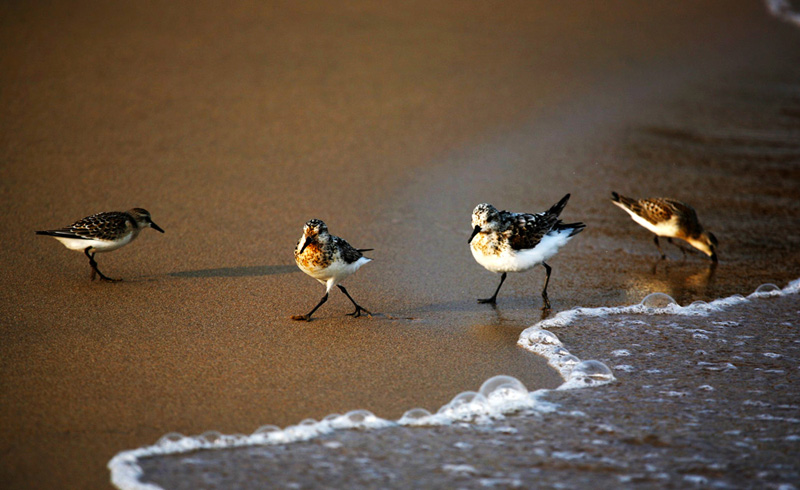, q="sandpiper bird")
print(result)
[36,208,165,281]
[468,194,585,309]
[610,192,718,262]
[292,219,372,321]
